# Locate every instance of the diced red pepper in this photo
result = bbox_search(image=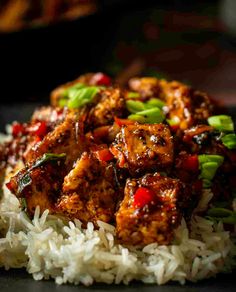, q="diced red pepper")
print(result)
[114,117,135,127]
[12,122,26,137]
[133,187,155,208]
[6,180,14,193]
[91,72,111,86]
[95,148,114,162]
[182,154,199,172]
[28,121,47,138]
[170,124,179,132]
